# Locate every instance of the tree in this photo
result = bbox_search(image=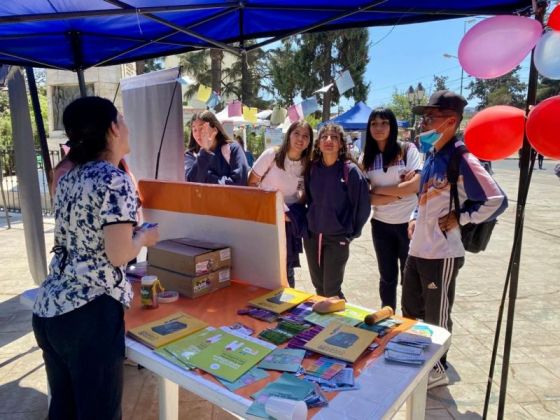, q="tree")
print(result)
[466,66,527,110]
[293,29,370,121]
[135,58,164,75]
[433,75,449,91]
[536,77,560,102]
[266,41,298,106]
